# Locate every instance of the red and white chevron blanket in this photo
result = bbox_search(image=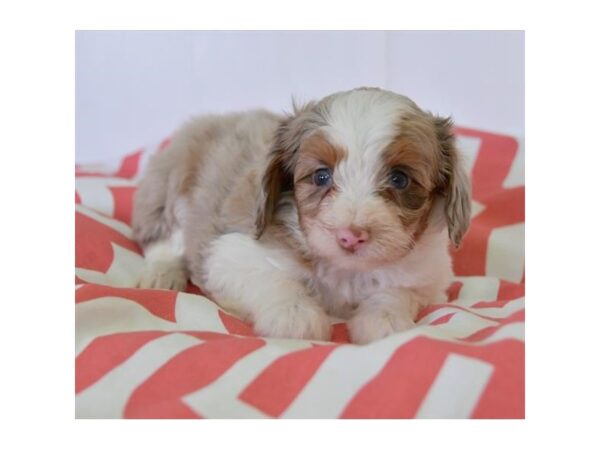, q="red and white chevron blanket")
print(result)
[75,127,524,419]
